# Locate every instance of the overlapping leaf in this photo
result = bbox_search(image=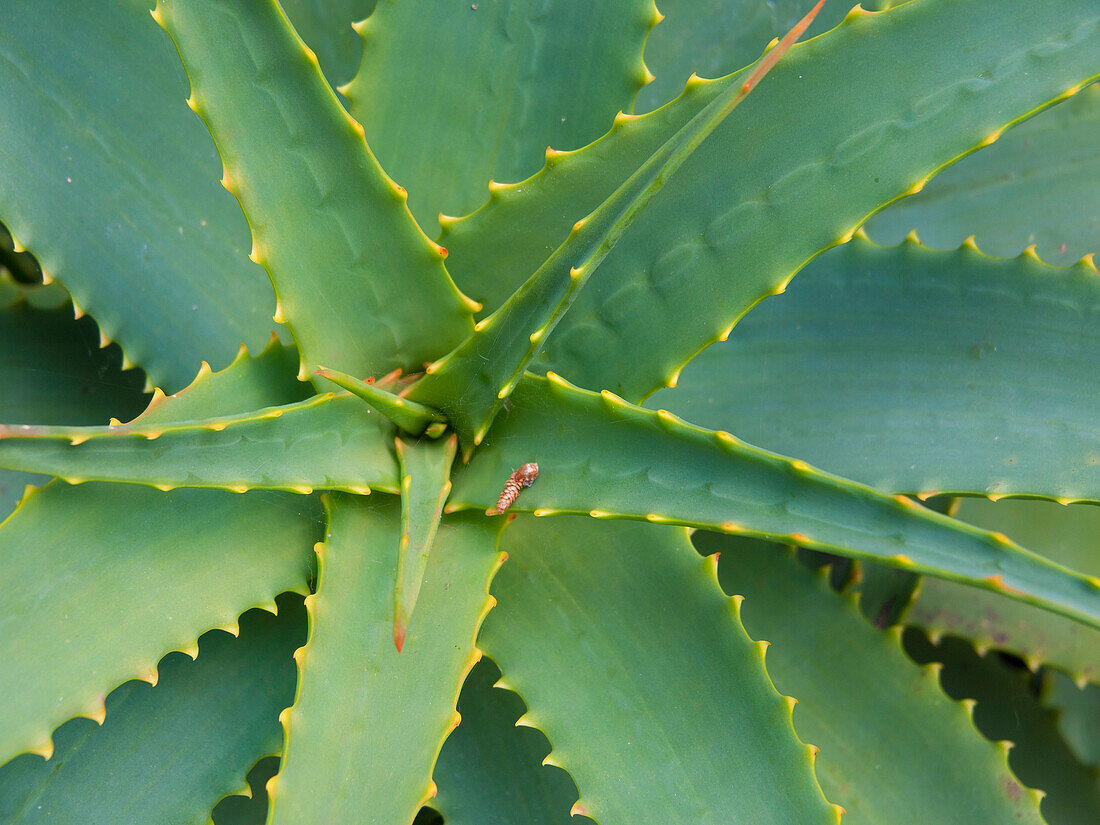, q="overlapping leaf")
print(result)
[433,659,590,825]
[866,81,1100,264]
[443,0,1100,401]
[0,600,303,824]
[479,516,840,824]
[155,0,474,381]
[0,343,319,767]
[449,373,1100,628]
[703,532,1045,824]
[269,496,503,824]
[906,498,1100,682]
[647,235,1100,502]
[0,0,279,392]
[344,0,659,229]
